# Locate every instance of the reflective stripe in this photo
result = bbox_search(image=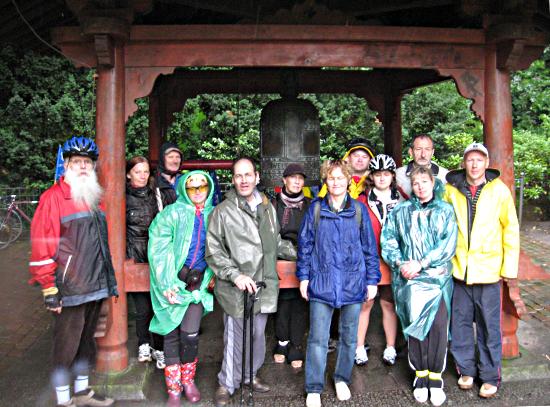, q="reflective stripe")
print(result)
[429,372,442,380]
[416,370,429,378]
[29,258,55,266]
